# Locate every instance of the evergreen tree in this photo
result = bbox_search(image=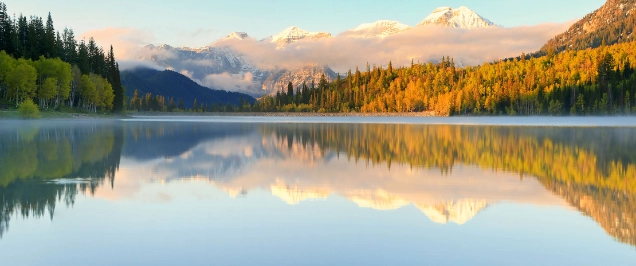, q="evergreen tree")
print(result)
[0,2,14,54]
[287,81,293,99]
[107,46,124,112]
[61,28,77,64]
[177,98,184,110]
[168,97,175,112]
[43,12,55,58]
[16,15,27,58]
[77,40,88,74]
